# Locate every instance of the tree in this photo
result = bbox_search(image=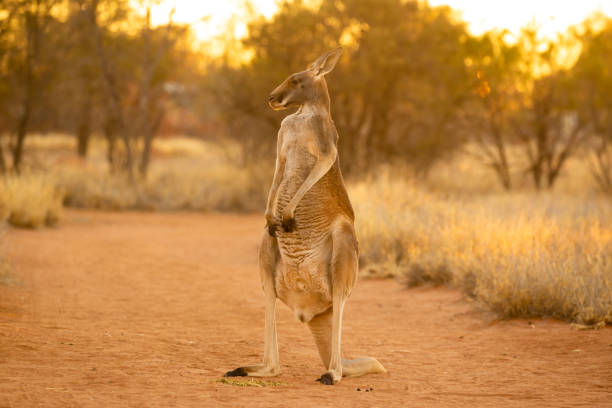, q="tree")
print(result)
[462,30,522,190]
[87,0,189,178]
[464,28,585,190]
[205,0,472,175]
[63,0,104,158]
[0,0,63,172]
[571,15,612,193]
[511,30,585,190]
